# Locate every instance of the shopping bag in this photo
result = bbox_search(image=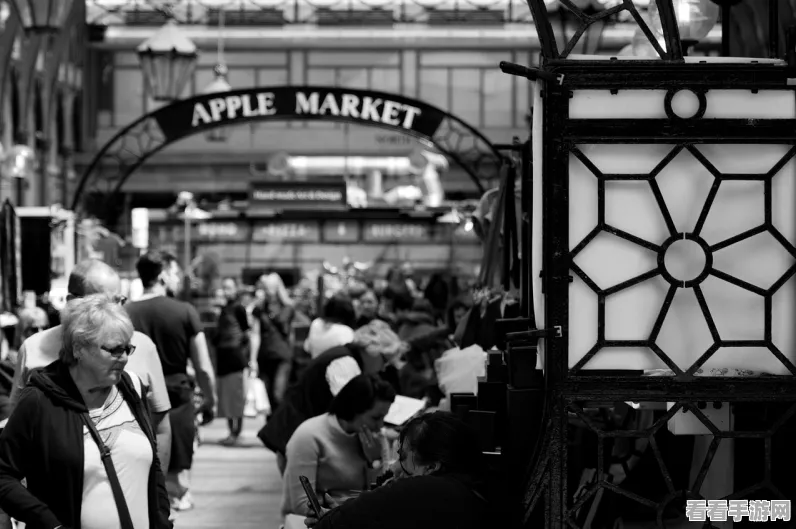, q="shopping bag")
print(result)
[244,373,271,418]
